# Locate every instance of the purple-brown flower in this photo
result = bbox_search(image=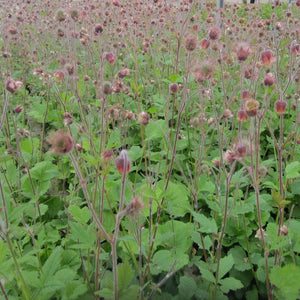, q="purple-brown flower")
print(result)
[47,130,74,155]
